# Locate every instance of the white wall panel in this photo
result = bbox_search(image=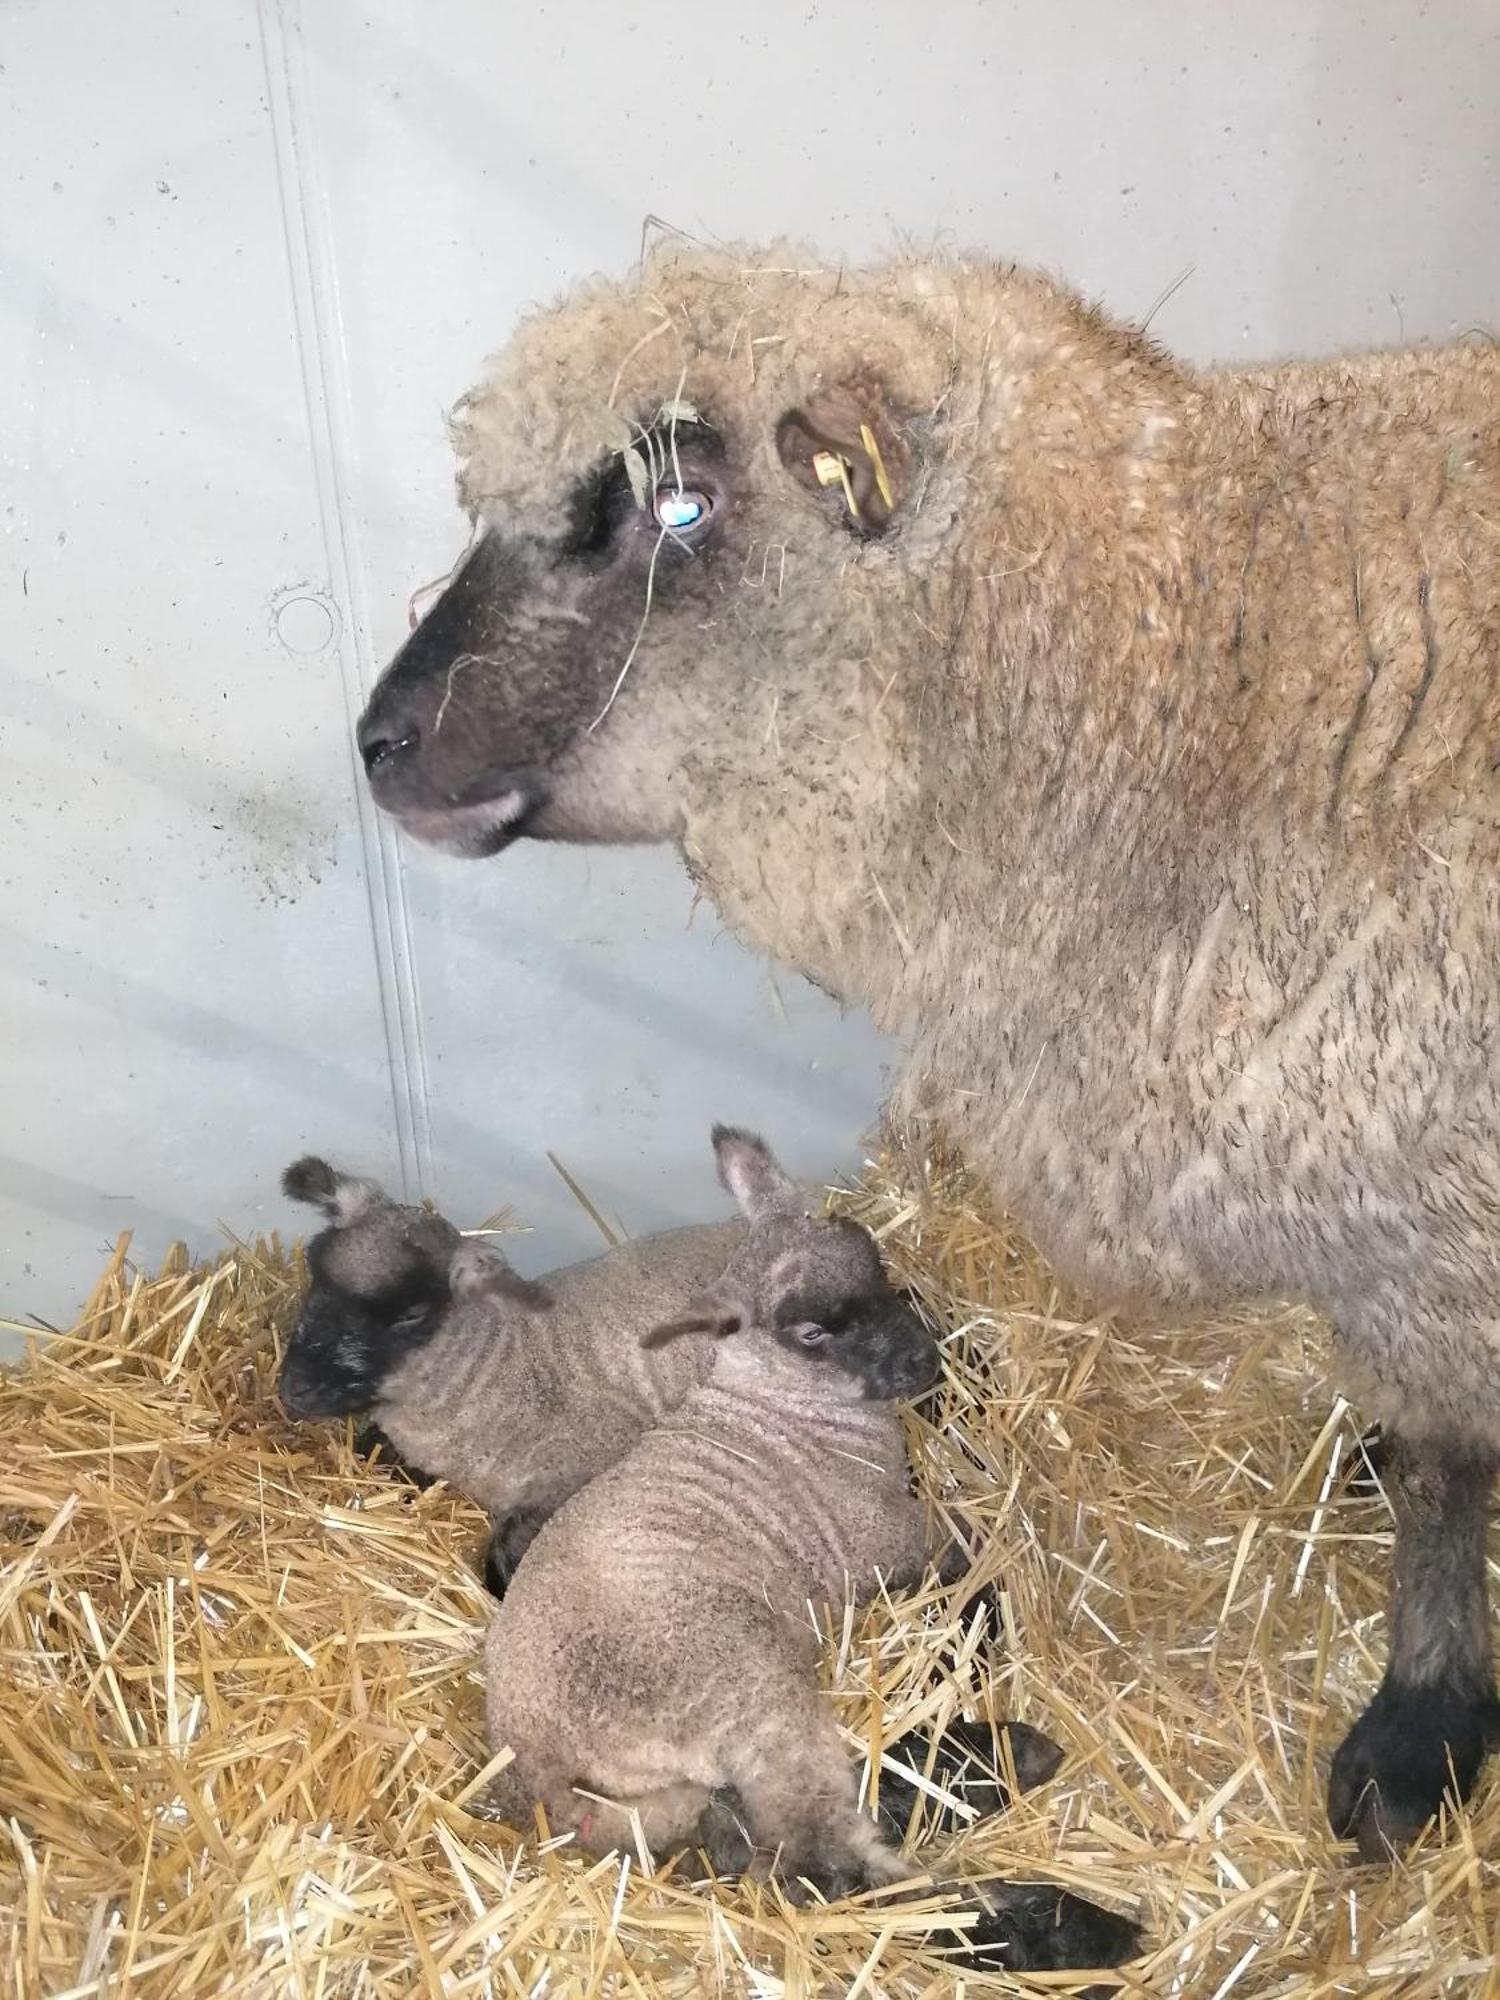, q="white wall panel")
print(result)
[4,0,1496,1332]
[2,4,403,1332]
